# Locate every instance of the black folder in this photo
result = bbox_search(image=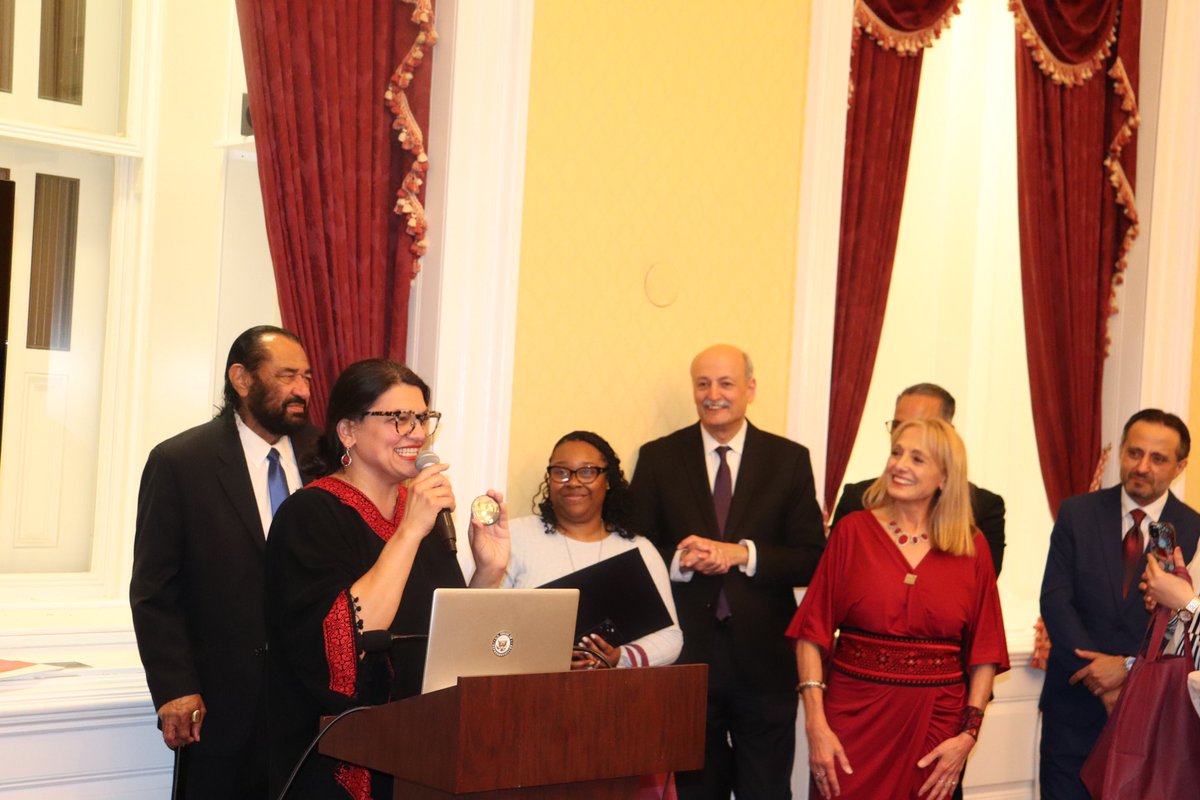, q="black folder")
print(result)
[539,548,674,646]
